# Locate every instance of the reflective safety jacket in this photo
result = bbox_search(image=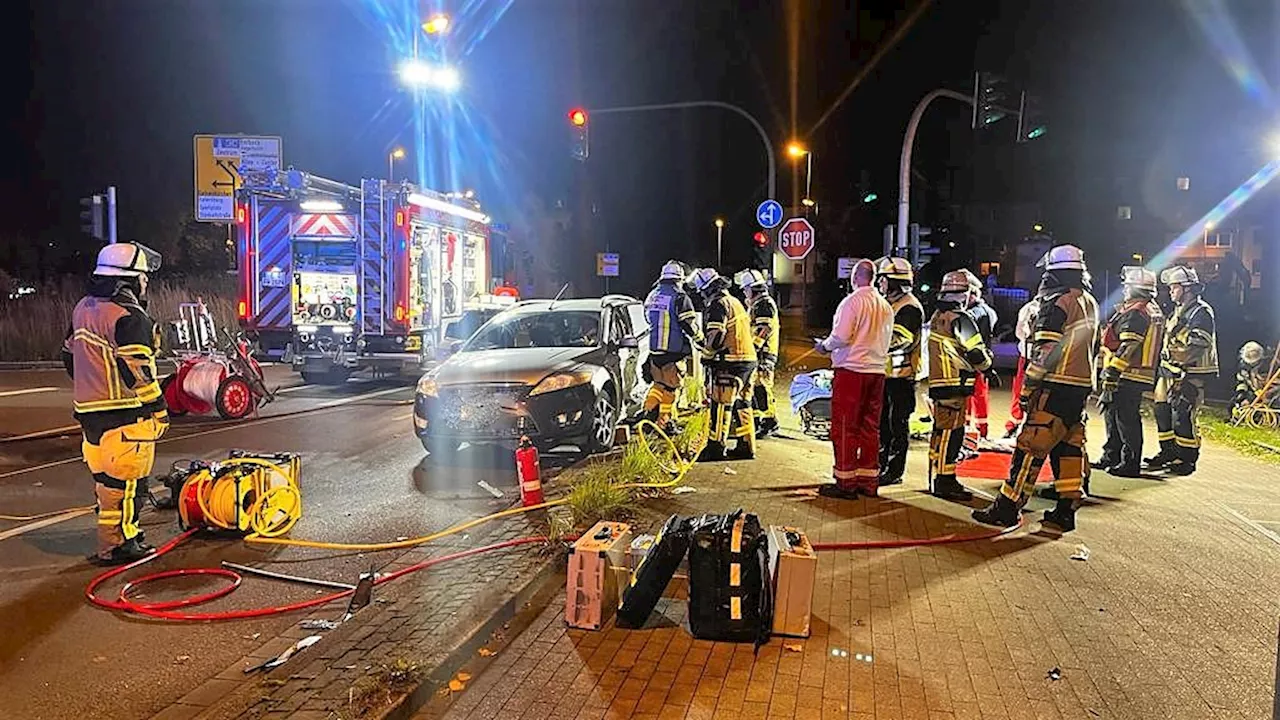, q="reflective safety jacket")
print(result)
[927,305,992,399]
[645,281,702,357]
[62,287,164,421]
[748,293,780,361]
[1101,297,1164,387]
[1025,287,1100,390]
[1164,297,1219,376]
[704,292,757,364]
[886,292,924,379]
